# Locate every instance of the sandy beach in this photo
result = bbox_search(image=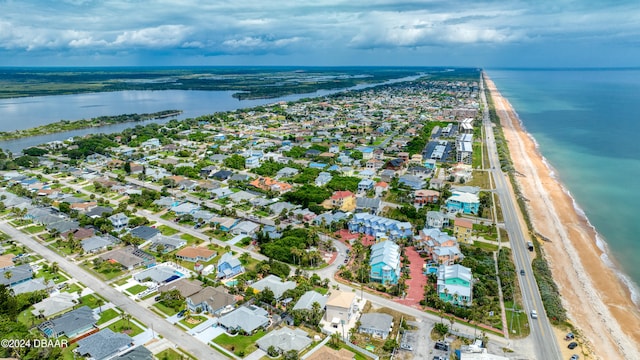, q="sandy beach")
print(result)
[485,75,640,360]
